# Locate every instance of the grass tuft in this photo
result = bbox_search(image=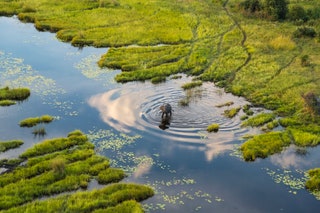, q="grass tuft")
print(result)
[207,123,220,132]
